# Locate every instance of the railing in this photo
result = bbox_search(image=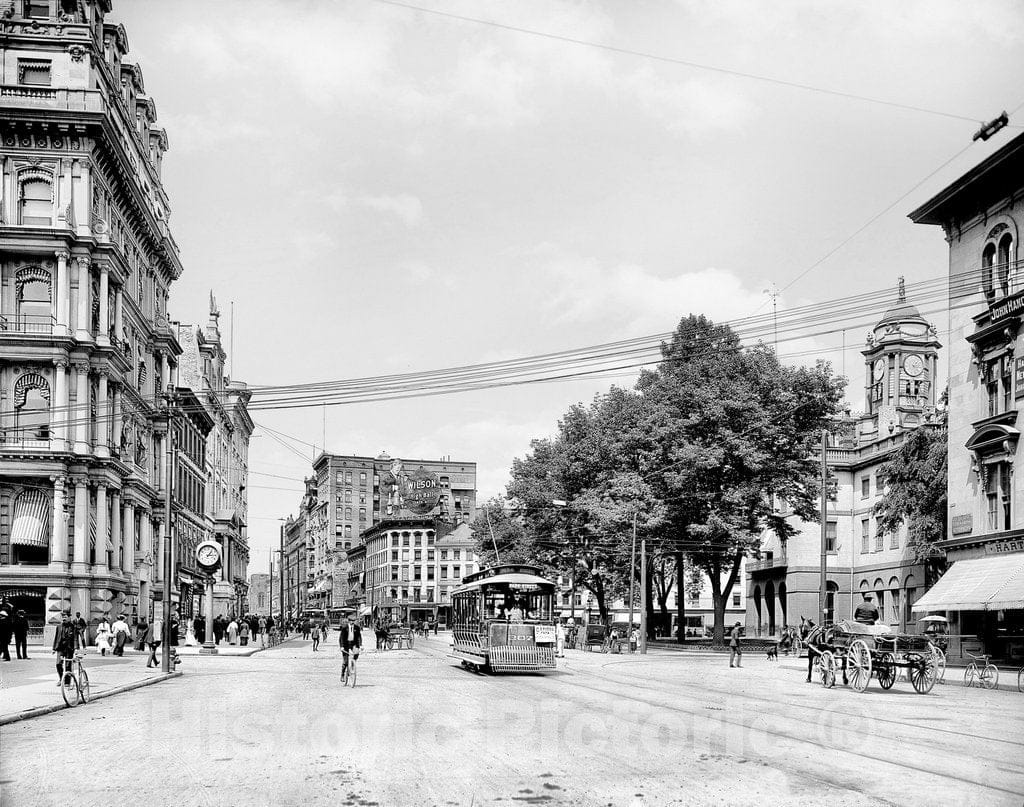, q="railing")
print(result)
[0,85,104,112]
[747,548,788,572]
[0,313,57,335]
[0,428,53,449]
